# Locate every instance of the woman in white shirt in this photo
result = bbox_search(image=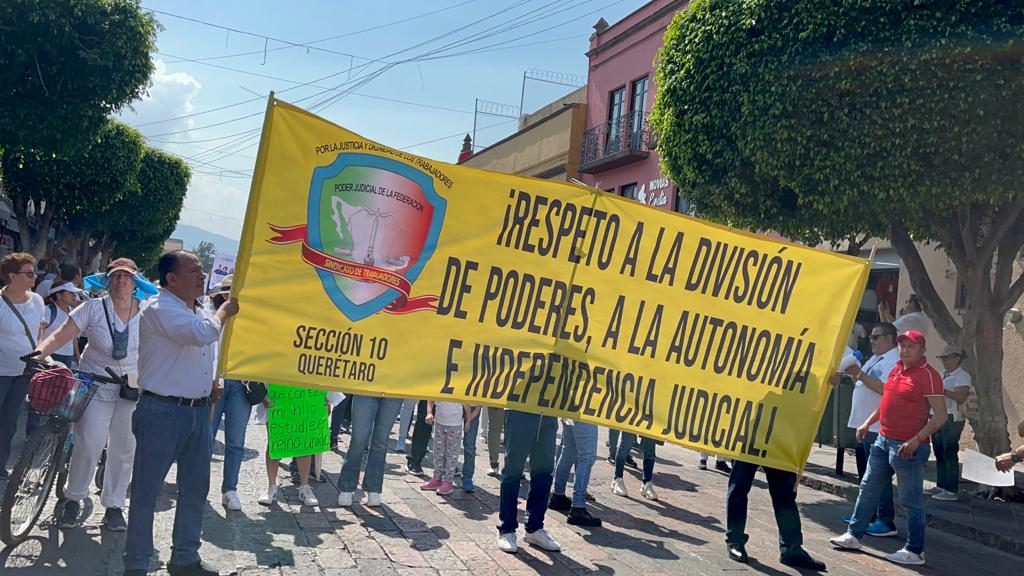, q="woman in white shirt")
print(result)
[931,345,973,501]
[0,253,47,479]
[34,258,142,532]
